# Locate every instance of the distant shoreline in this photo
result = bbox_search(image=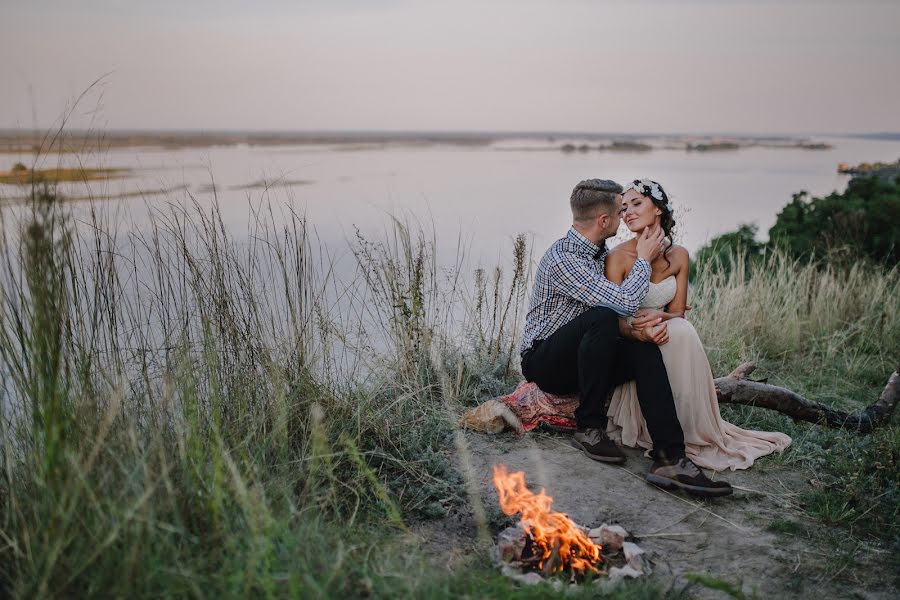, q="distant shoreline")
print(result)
[0,130,843,155]
[0,131,496,154]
